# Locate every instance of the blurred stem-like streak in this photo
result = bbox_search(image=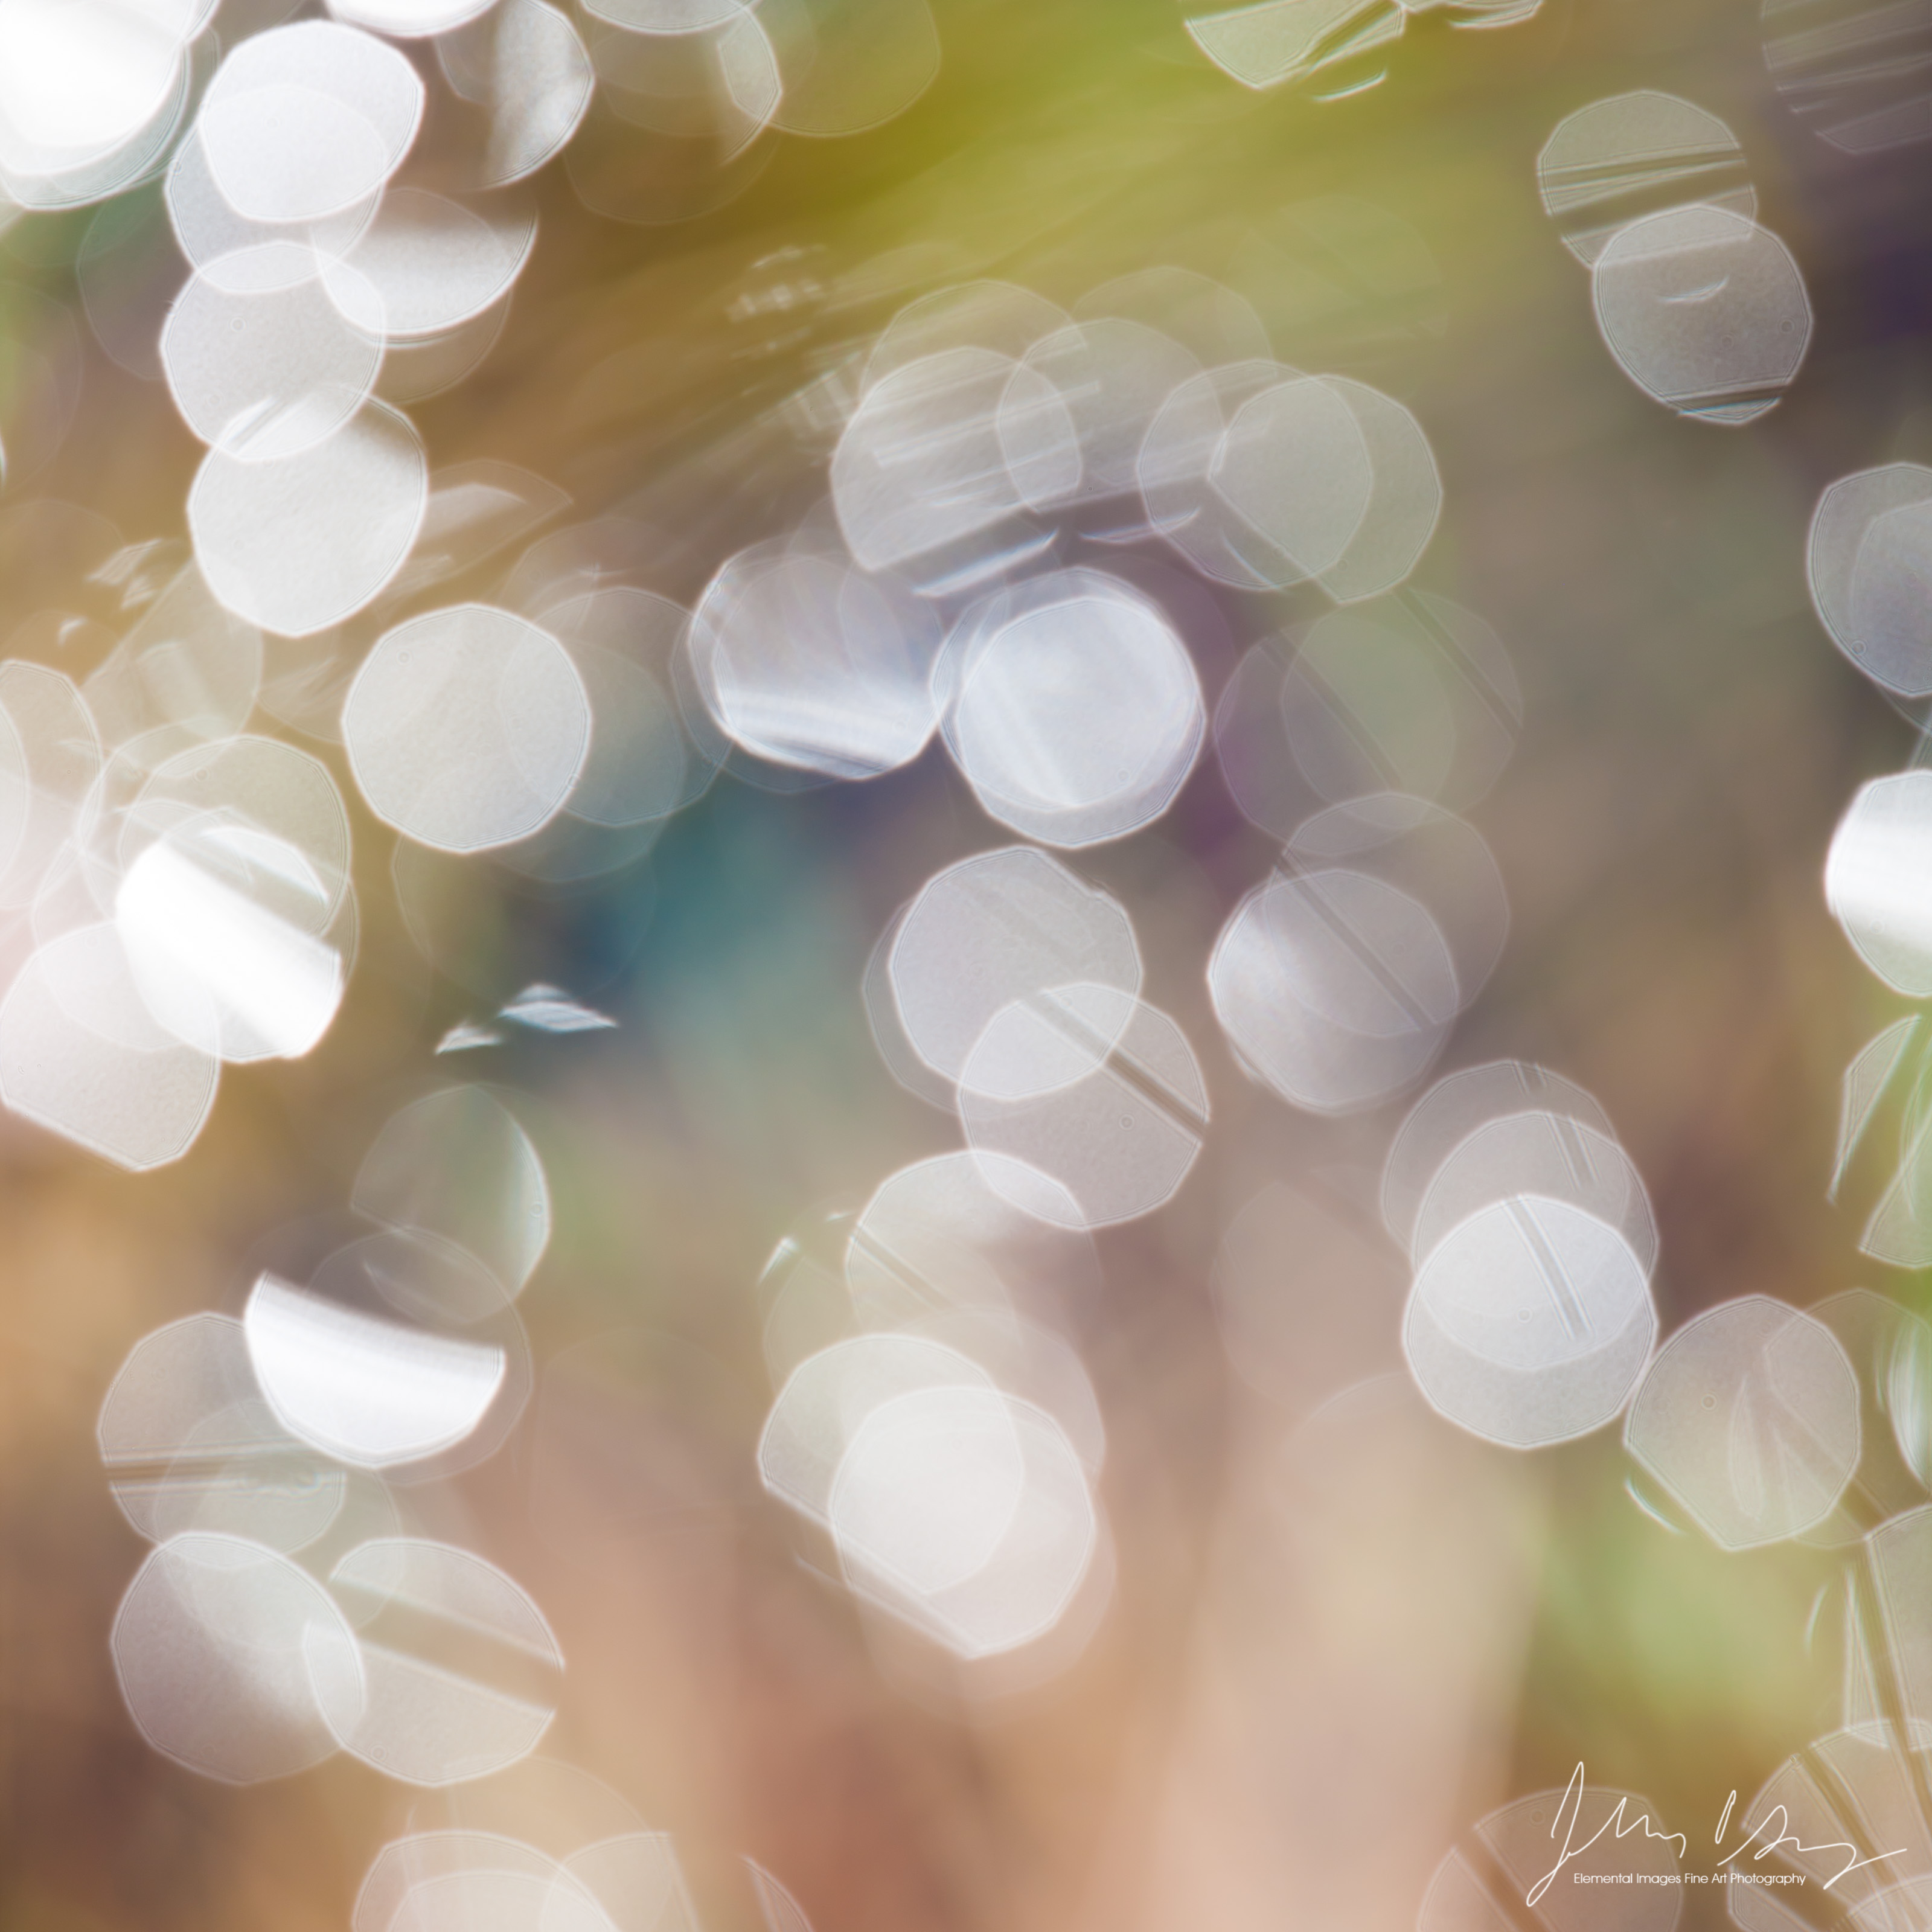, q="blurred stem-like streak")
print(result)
[1089,1377,1544,1932]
